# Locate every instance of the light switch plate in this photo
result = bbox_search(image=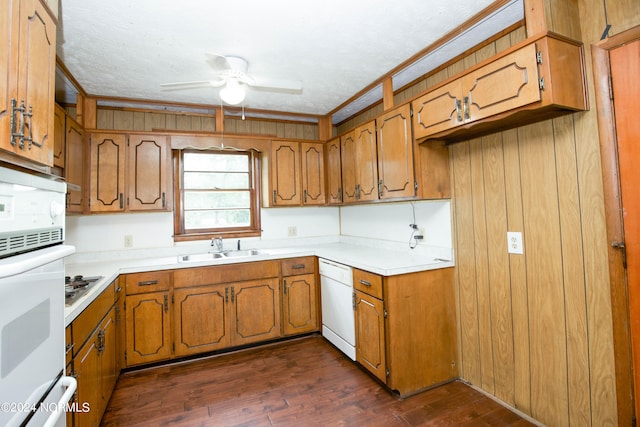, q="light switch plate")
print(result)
[507,231,523,254]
